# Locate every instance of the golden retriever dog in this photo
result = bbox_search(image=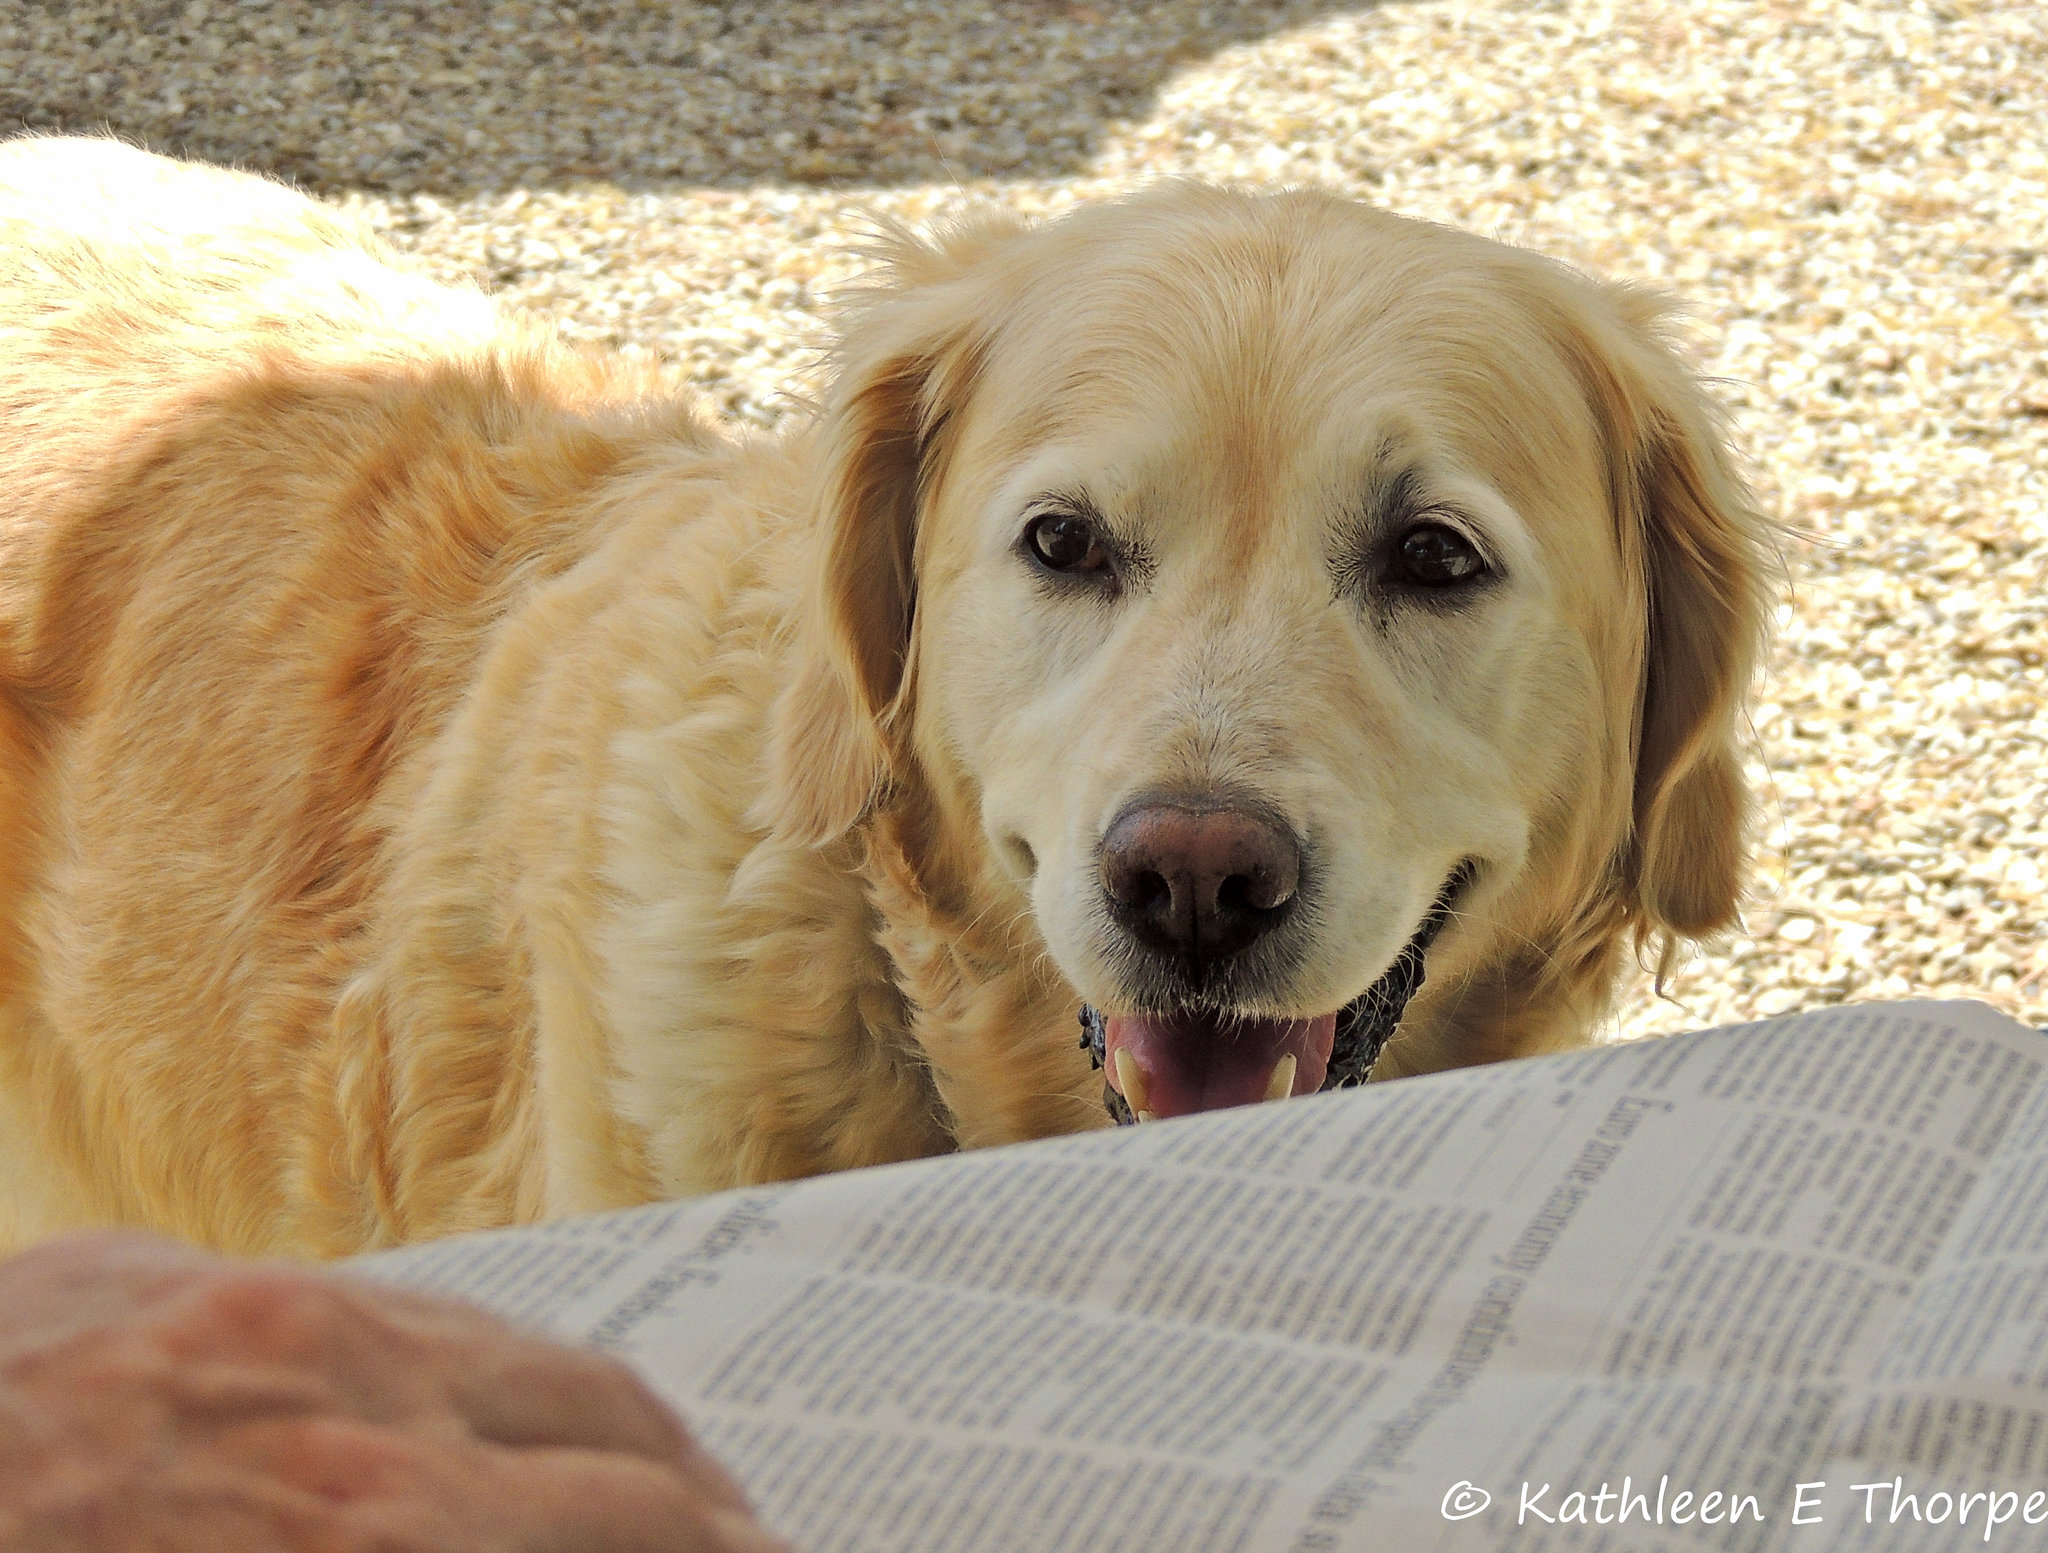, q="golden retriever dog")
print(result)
[0,137,1766,1257]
